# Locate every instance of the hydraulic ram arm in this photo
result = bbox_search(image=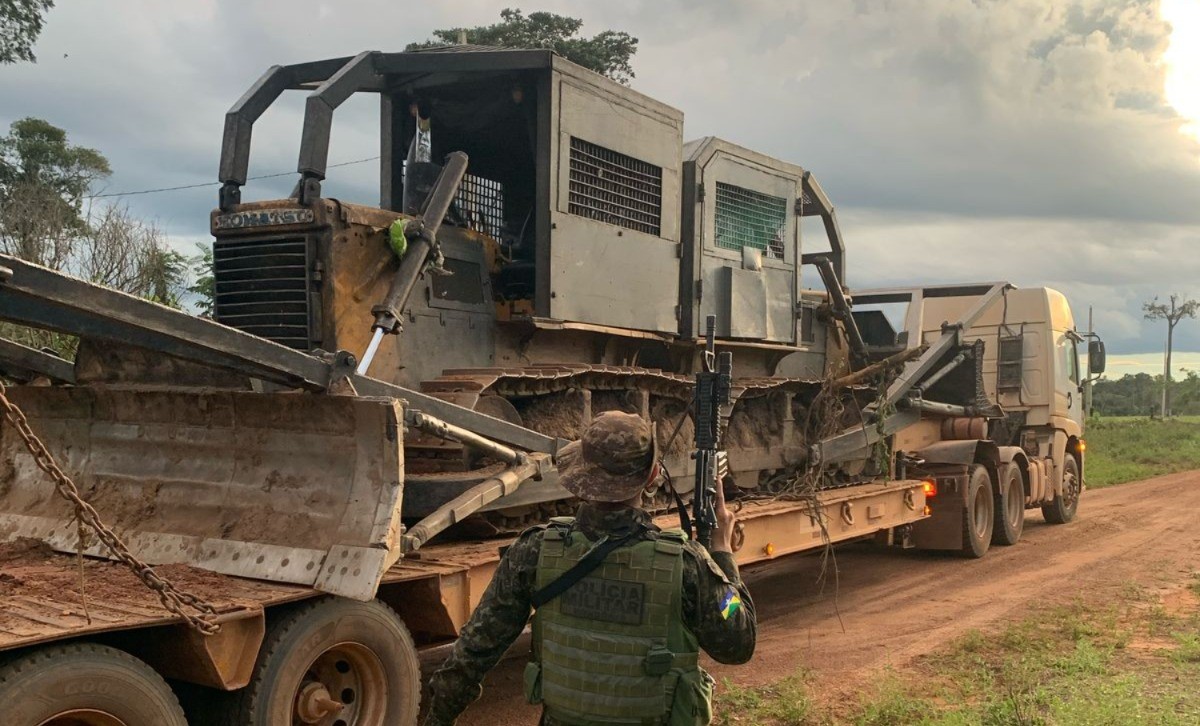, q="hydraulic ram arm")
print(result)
[358,151,469,376]
[814,282,1011,465]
